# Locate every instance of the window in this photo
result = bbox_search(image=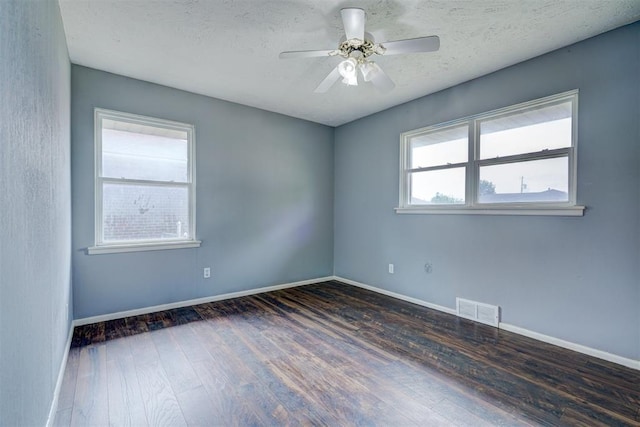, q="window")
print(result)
[397,90,584,216]
[89,109,200,254]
